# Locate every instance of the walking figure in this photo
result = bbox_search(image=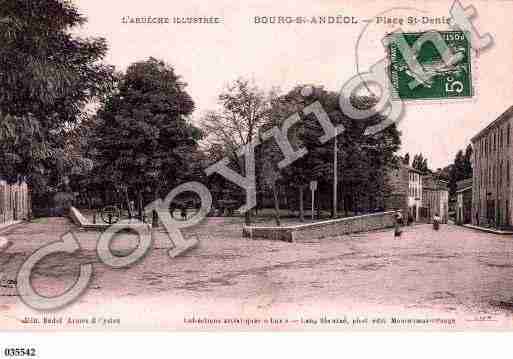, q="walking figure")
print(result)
[394,211,403,238]
[433,213,441,231]
[180,206,187,220]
